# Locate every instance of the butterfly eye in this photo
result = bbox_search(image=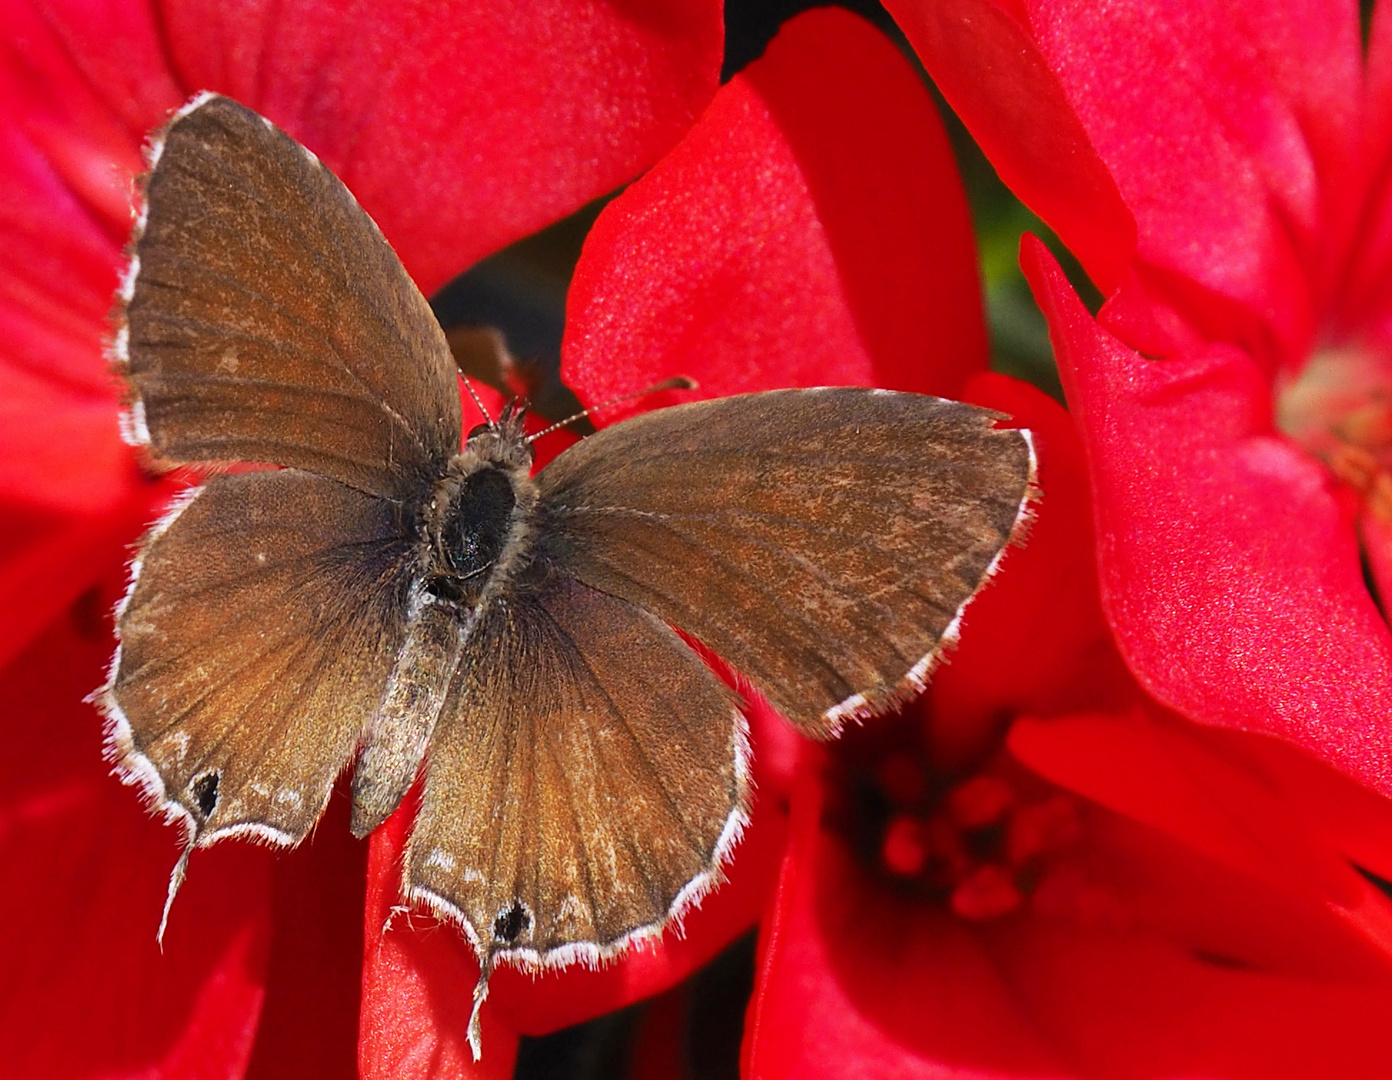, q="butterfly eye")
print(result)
[466,422,494,442]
